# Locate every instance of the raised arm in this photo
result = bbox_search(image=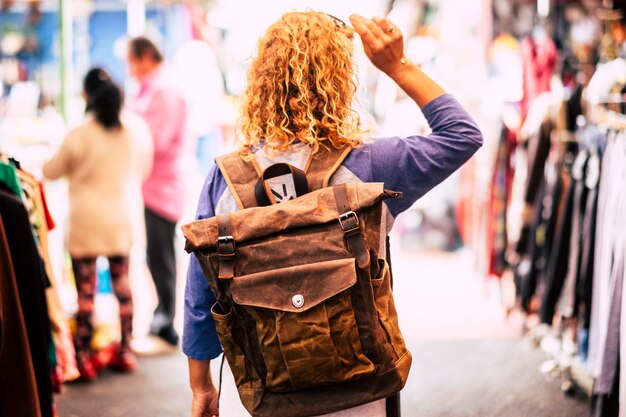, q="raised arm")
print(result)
[347,14,483,218]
